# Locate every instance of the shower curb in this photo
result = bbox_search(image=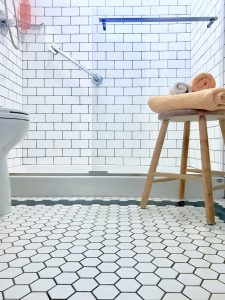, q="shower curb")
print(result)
[10,175,224,198]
